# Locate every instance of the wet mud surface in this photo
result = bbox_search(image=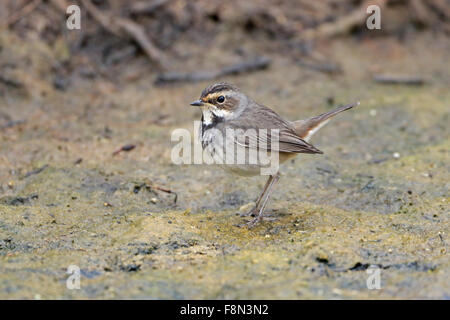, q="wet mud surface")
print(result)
[0,31,449,299]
